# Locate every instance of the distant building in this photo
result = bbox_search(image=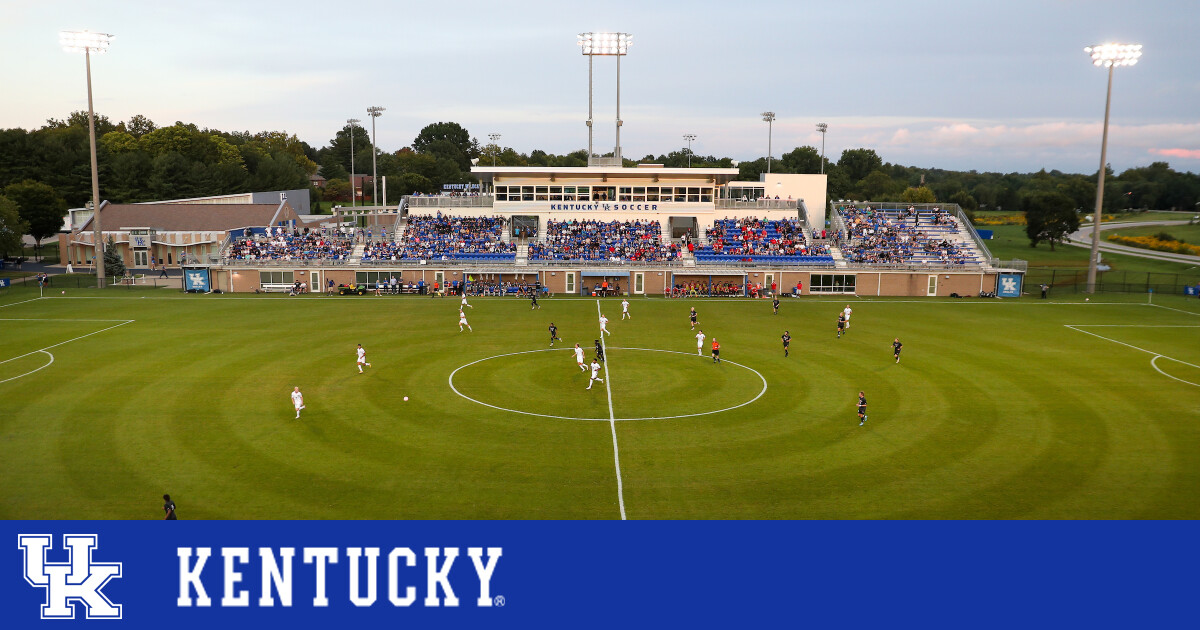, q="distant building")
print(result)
[60,200,306,270]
